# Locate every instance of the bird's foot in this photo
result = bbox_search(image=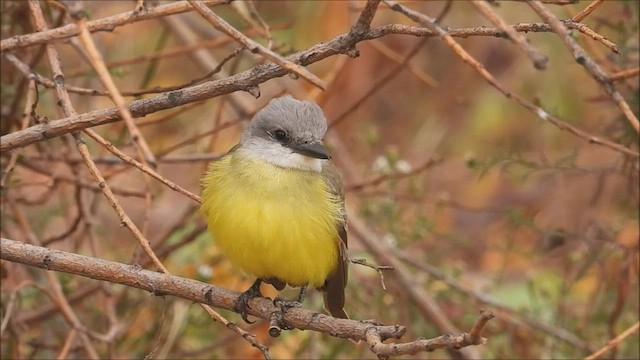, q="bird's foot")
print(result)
[268,297,301,336]
[235,279,263,324]
[269,286,307,337]
[273,295,303,312]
